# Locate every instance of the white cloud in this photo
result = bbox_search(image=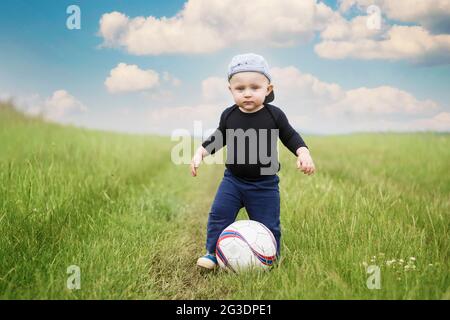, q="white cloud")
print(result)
[146,104,223,135]
[322,86,438,116]
[3,90,87,121]
[320,15,386,41]
[98,11,129,47]
[339,0,450,33]
[150,66,445,135]
[270,67,442,133]
[98,0,337,55]
[202,77,230,103]
[44,90,87,120]
[162,71,181,87]
[270,66,345,106]
[146,89,176,103]
[413,112,450,131]
[199,66,439,120]
[315,1,450,64]
[314,0,450,65]
[7,93,44,117]
[315,25,450,64]
[410,112,450,131]
[97,0,450,65]
[105,63,160,93]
